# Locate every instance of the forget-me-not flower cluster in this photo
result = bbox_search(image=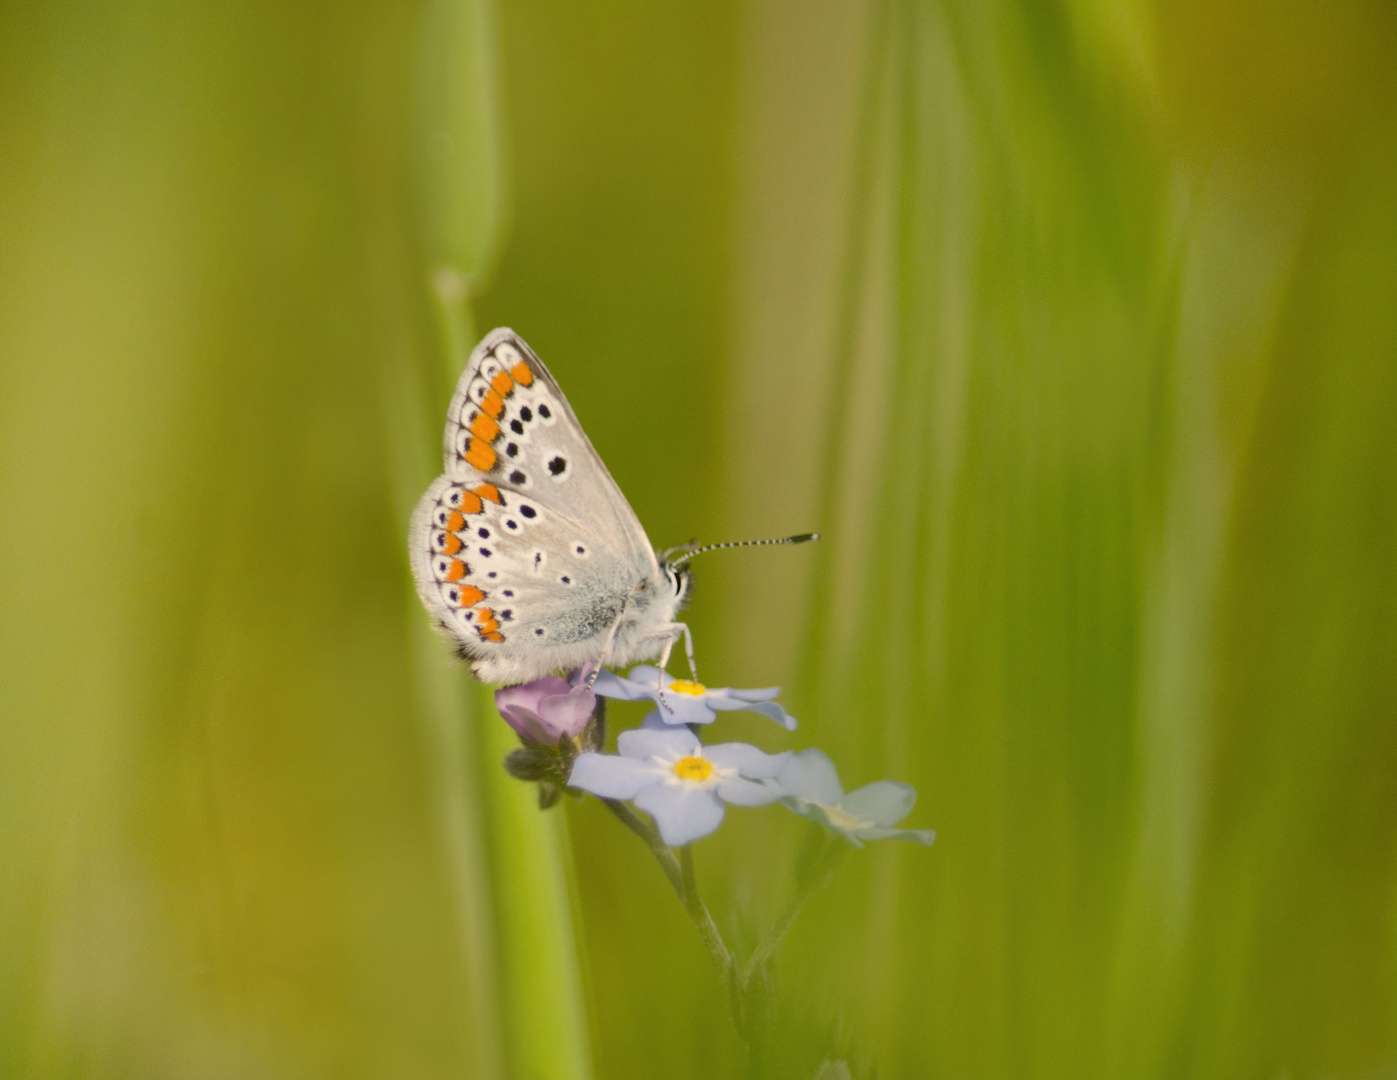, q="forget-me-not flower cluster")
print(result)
[535,665,934,847]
